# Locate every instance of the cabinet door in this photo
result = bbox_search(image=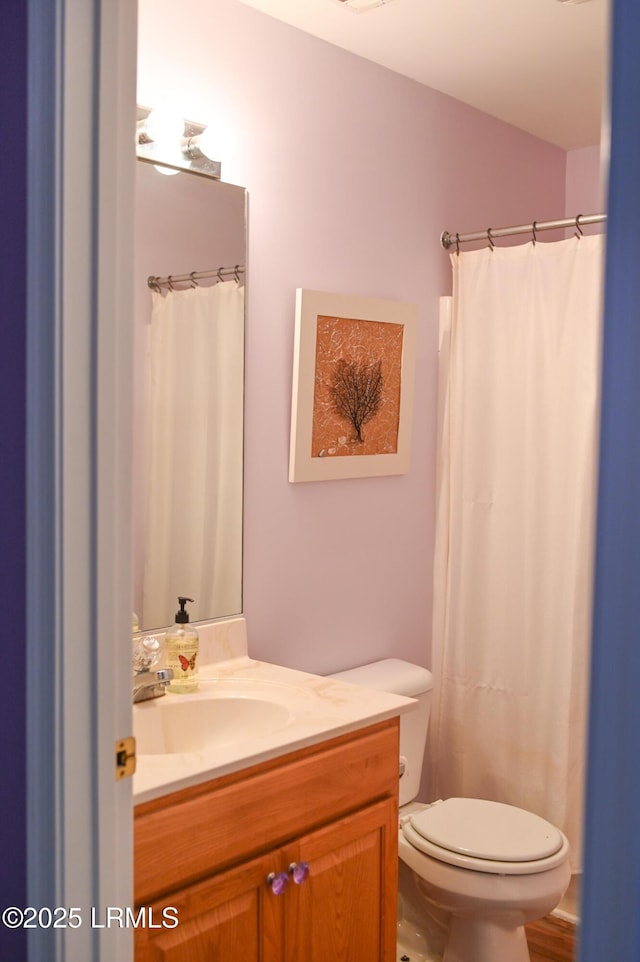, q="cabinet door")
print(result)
[284,798,398,962]
[134,851,283,962]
